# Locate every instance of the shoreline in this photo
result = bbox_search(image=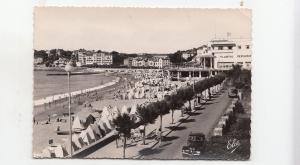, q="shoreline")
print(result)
[33,73,137,120]
[34,77,120,106]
